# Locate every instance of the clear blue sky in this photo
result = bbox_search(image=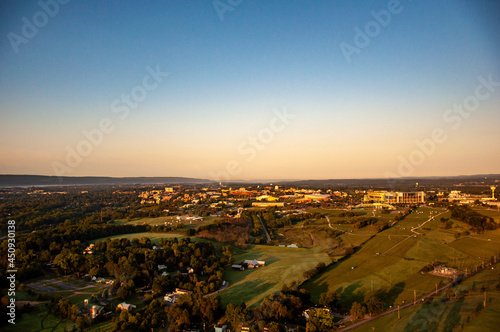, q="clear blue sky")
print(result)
[1,0,499,180]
